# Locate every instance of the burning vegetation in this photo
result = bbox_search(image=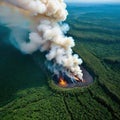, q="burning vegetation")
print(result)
[74,75,82,82]
[58,75,83,87]
[59,77,68,87]
[58,74,85,87]
[53,67,93,88]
